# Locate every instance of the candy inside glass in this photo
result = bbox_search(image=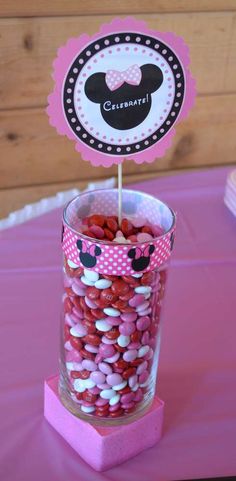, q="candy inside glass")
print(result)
[60,189,175,425]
